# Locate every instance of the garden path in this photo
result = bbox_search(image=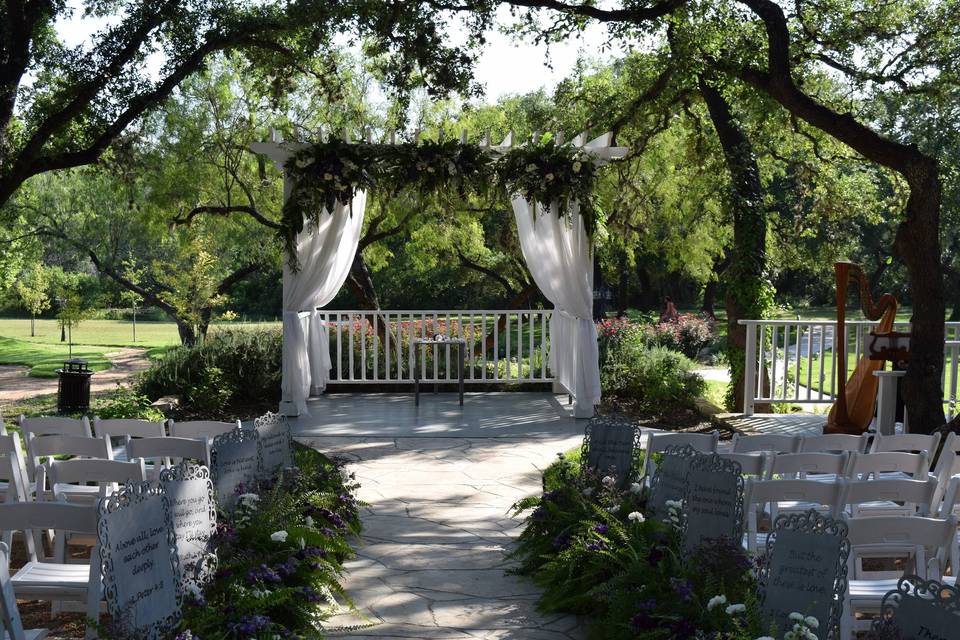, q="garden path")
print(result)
[295,393,588,639]
[0,348,151,403]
